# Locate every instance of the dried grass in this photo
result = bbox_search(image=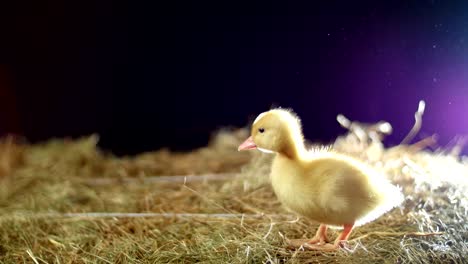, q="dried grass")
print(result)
[0,122,467,263]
